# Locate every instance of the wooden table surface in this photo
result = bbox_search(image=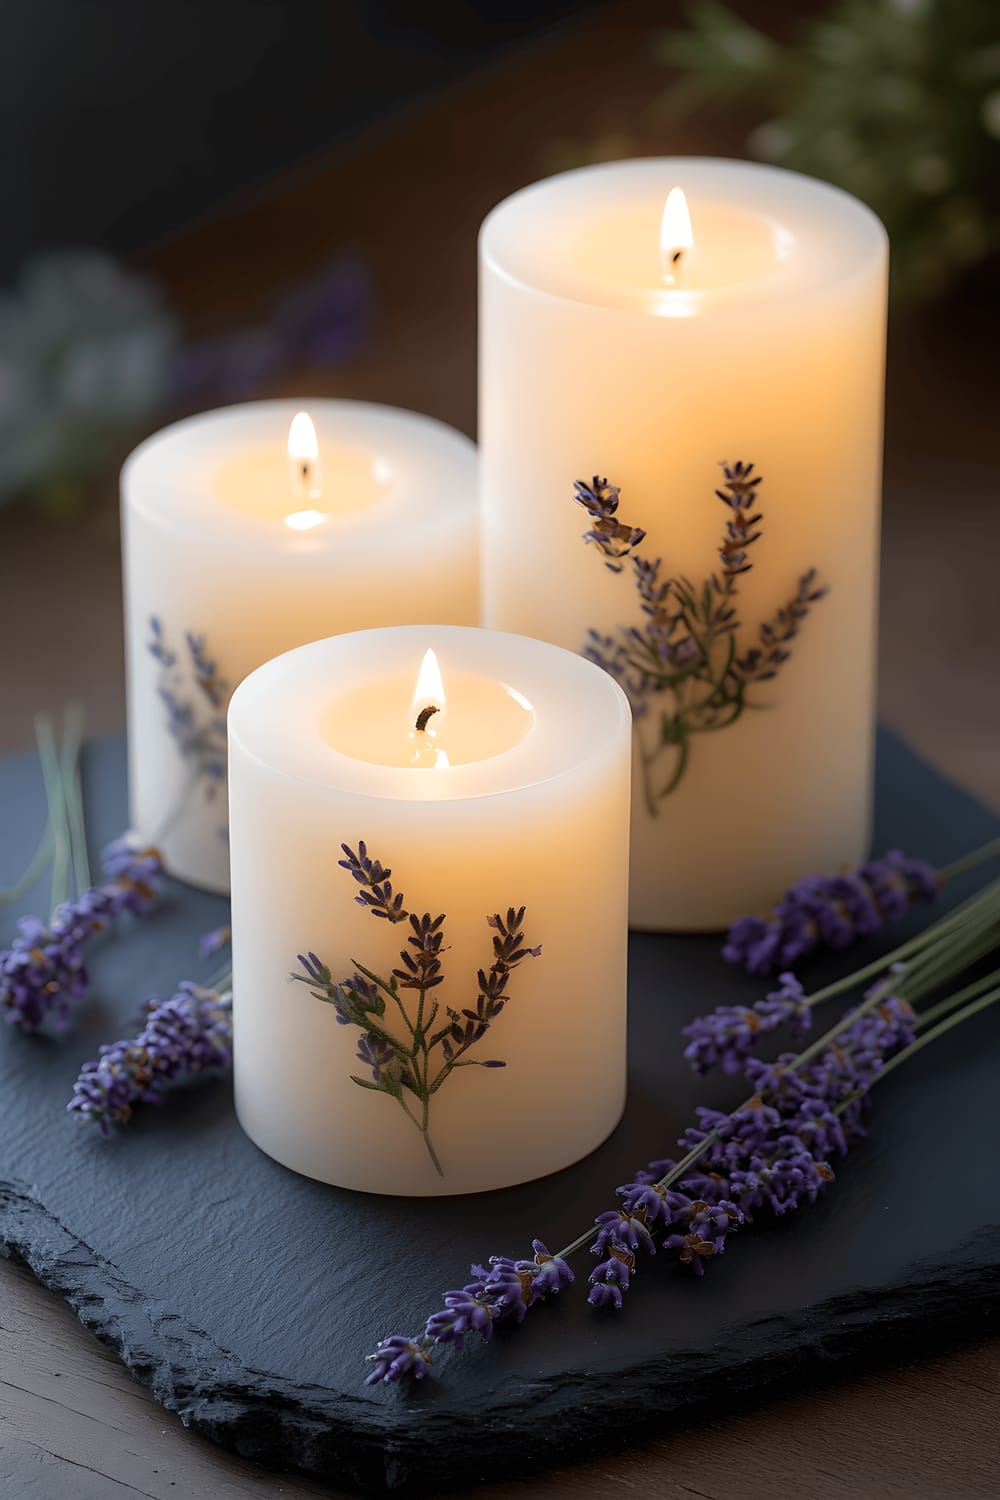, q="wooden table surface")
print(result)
[2,4,999,1495]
